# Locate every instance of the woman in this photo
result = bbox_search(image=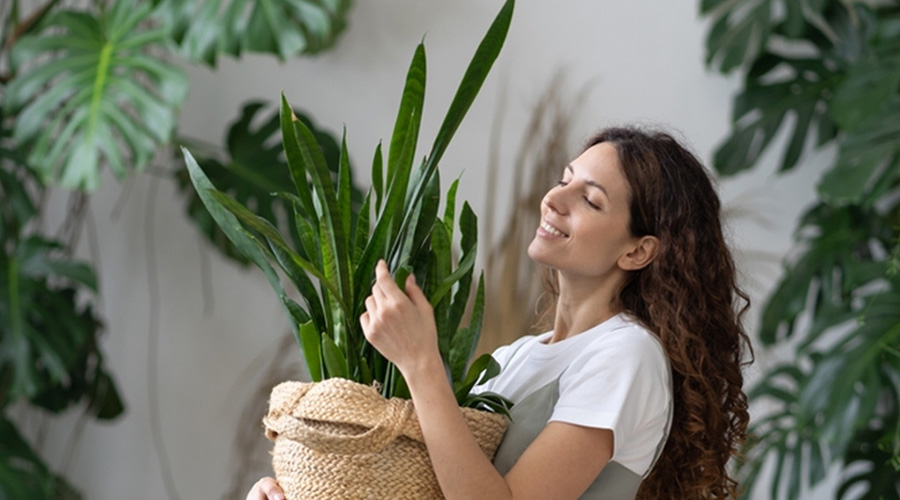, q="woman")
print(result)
[249,126,753,500]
